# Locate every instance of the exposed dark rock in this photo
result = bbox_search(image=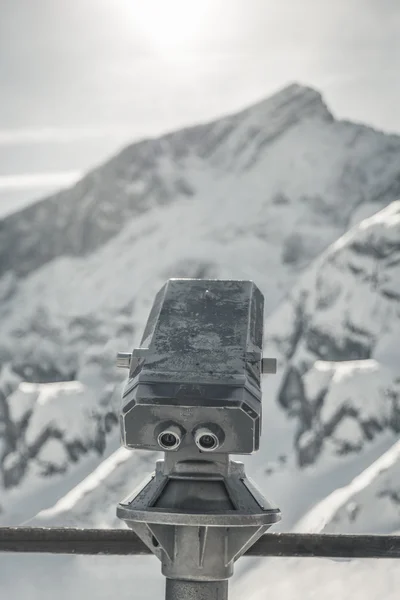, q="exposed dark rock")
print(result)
[1,410,115,489]
[297,431,324,467]
[272,193,290,205]
[305,327,372,361]
[378,488,400,505]
[281,233,306,265]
